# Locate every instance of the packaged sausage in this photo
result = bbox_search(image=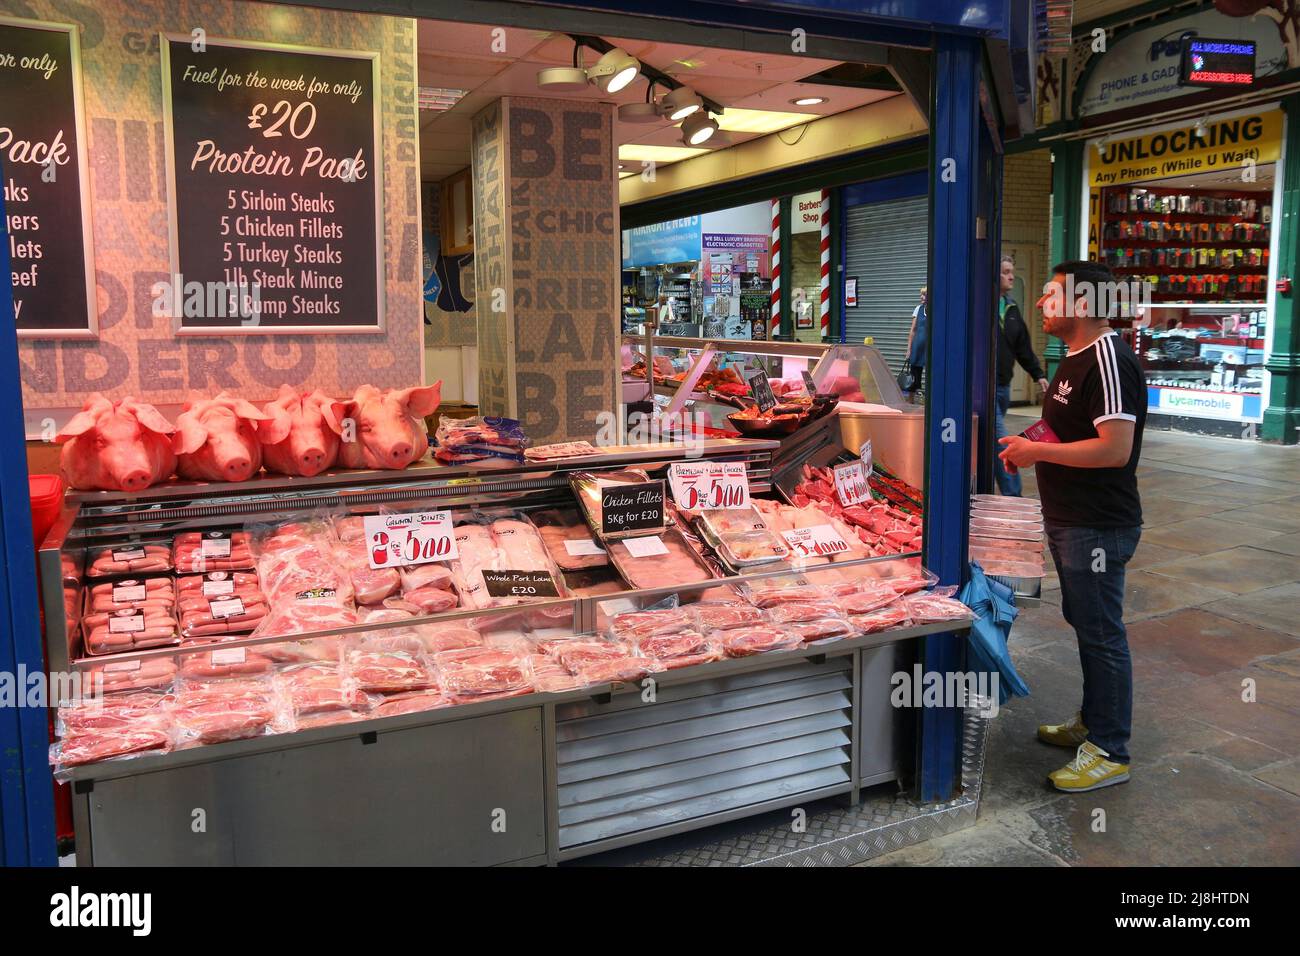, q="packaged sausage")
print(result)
[173,530,254,573]
[83,607,179,655]
[87,539,173,578]
[177,571,269,642]
[178,645,276,681]
[87,577,175,613]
